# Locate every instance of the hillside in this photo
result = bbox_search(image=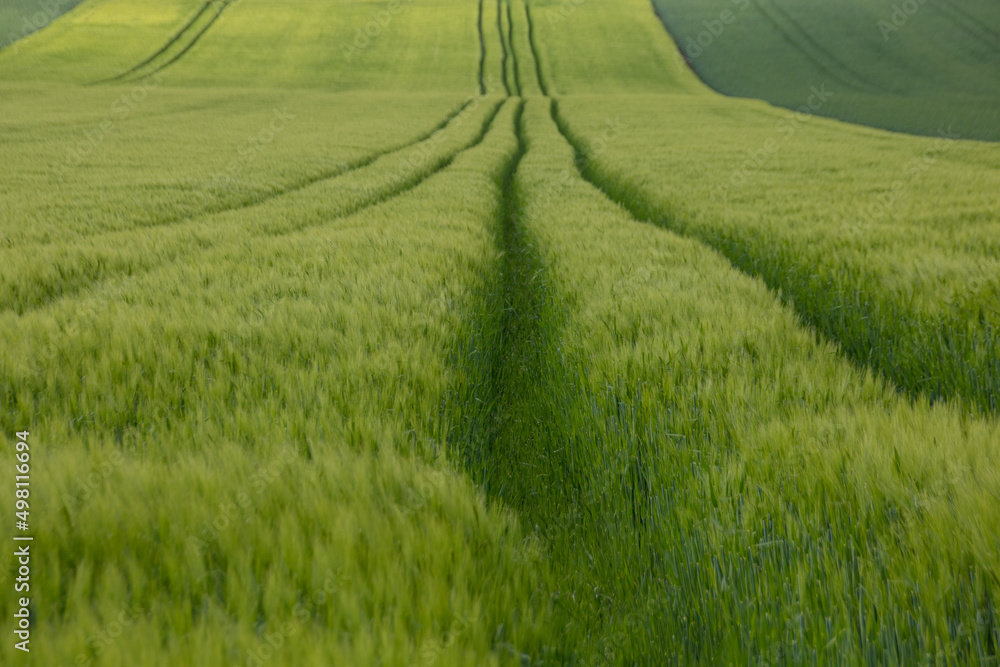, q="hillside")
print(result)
[653,0,1000,140]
